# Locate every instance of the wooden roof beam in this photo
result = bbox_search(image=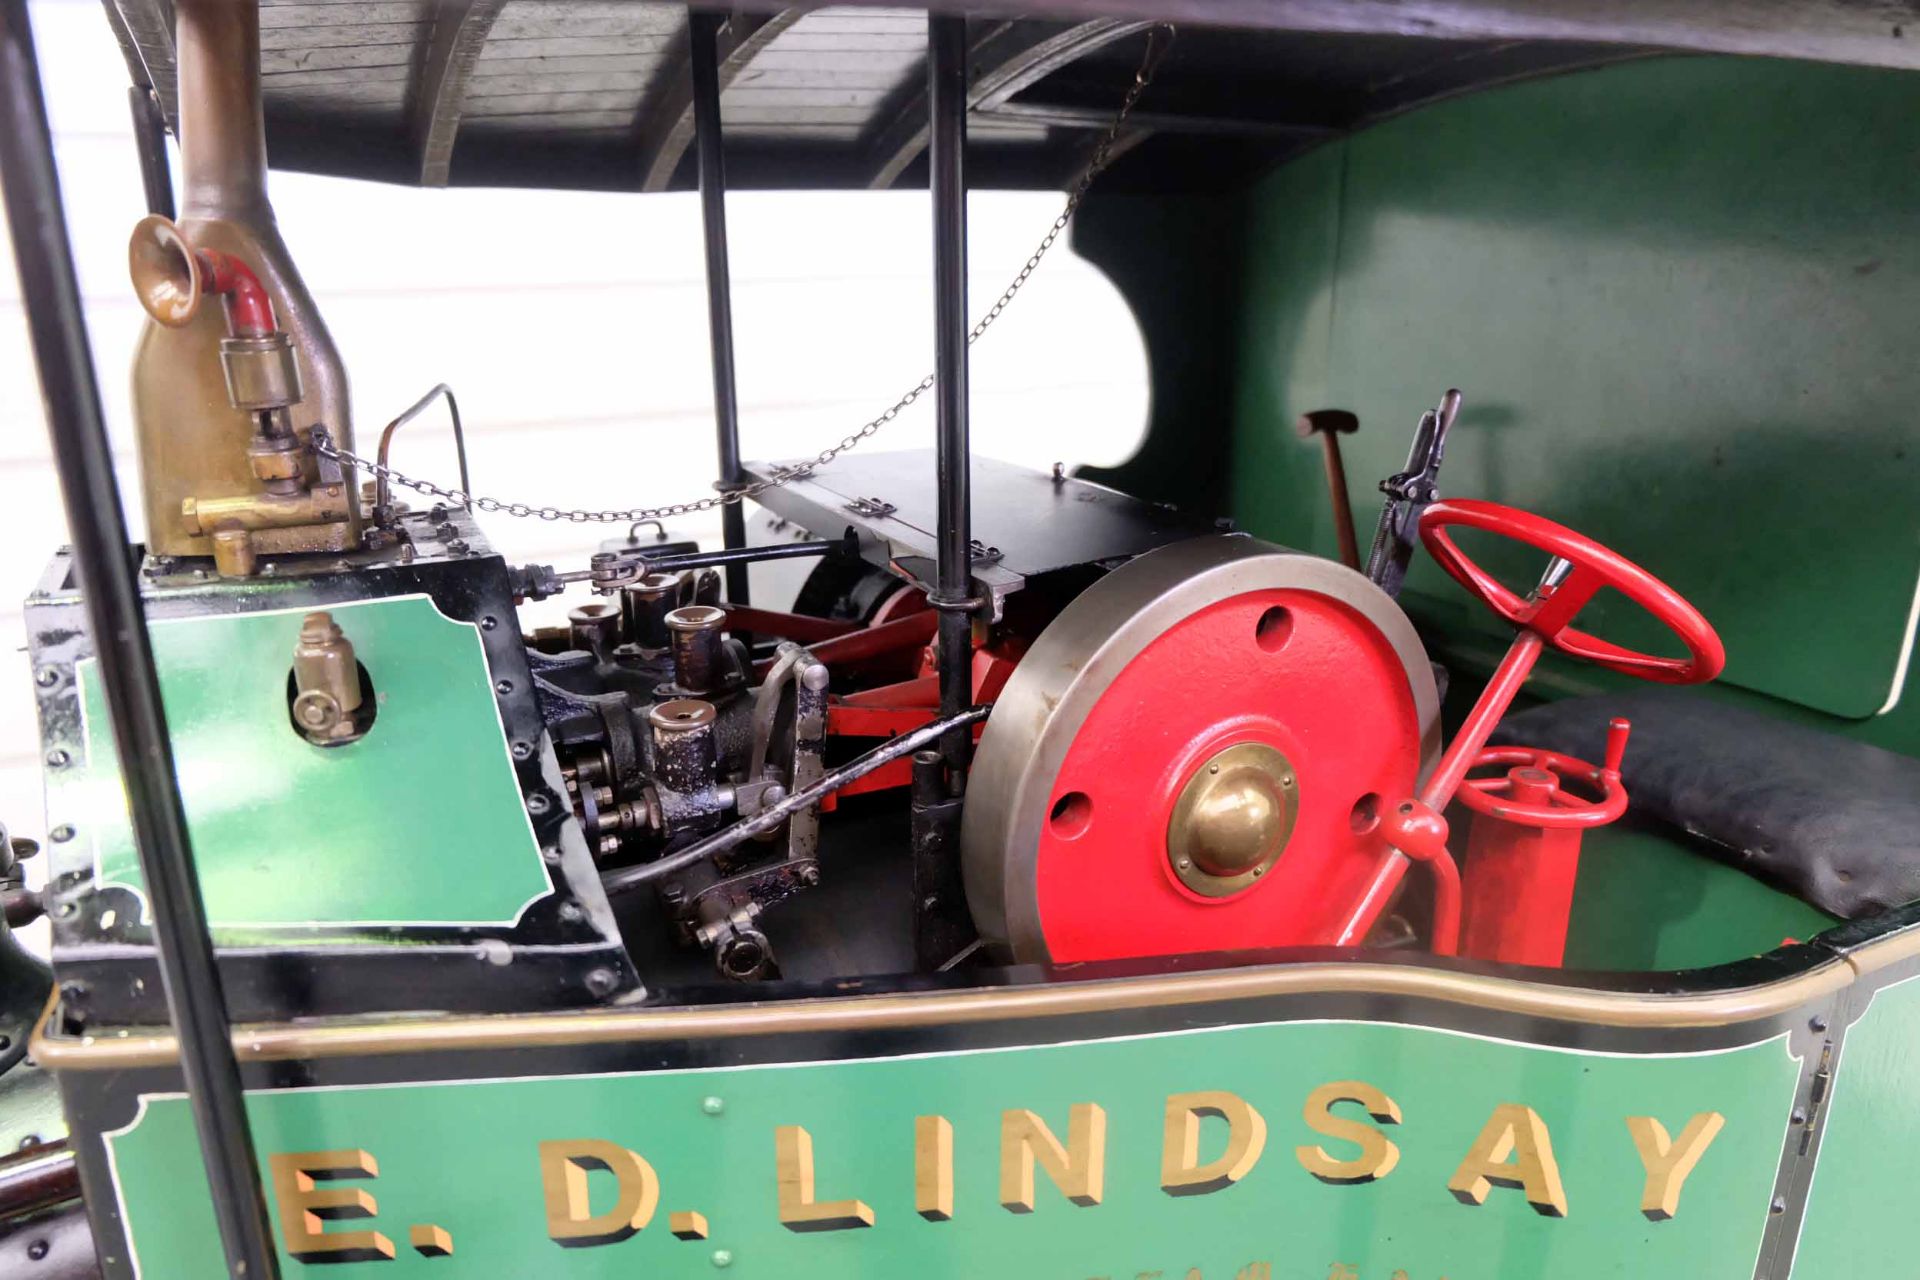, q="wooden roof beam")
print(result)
[411,0,507,188]
[632,8,804,194]
[862,17,1152,190]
